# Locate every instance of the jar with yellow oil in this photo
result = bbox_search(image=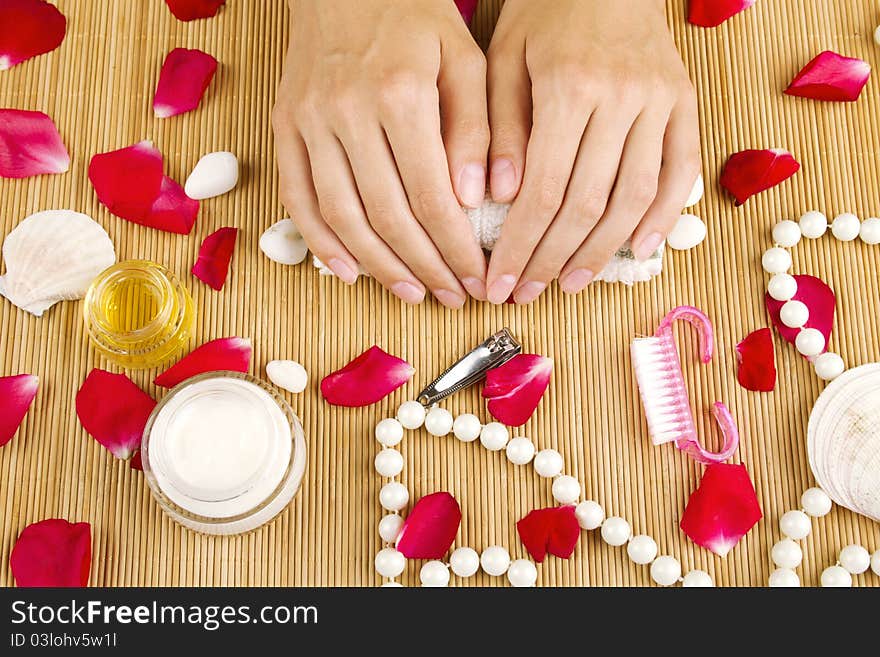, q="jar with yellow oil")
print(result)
[84,260,195,369]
